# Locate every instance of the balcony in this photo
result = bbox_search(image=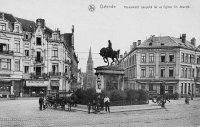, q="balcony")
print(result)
[0,50,14,55]
[49,72,61,77]
[35,57,43,63]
